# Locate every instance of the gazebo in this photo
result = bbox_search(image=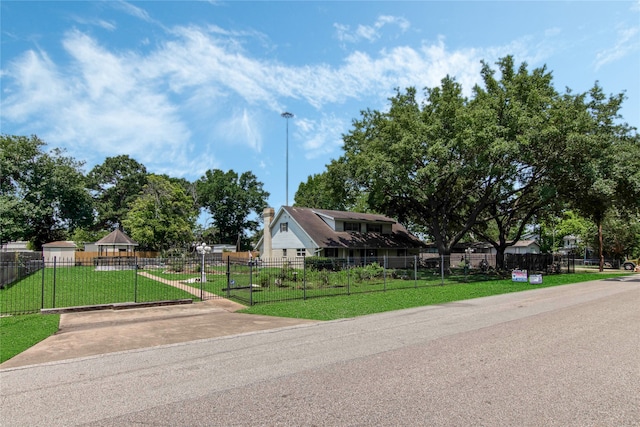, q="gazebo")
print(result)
[95,229,138,257]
